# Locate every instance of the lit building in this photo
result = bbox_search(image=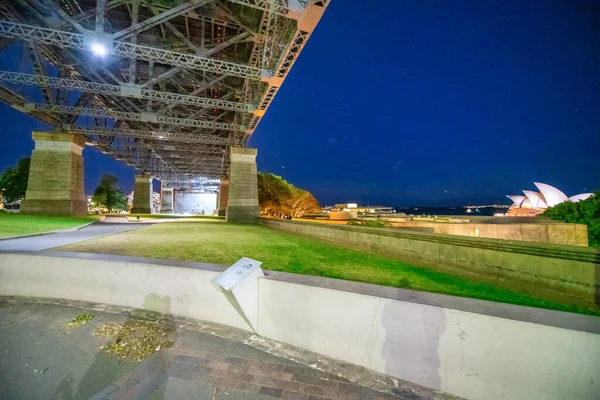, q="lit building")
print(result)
[507,182,592,216]
[330,203,395,214]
